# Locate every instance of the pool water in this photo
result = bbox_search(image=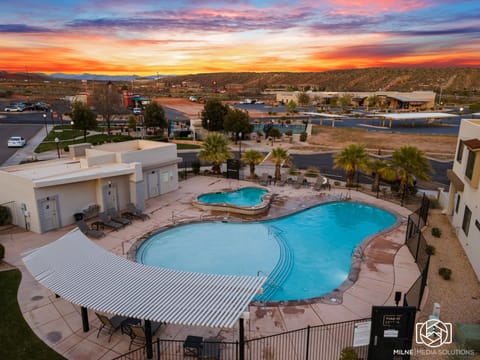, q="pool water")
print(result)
[136,202,396,302]
[197,187,268,207]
